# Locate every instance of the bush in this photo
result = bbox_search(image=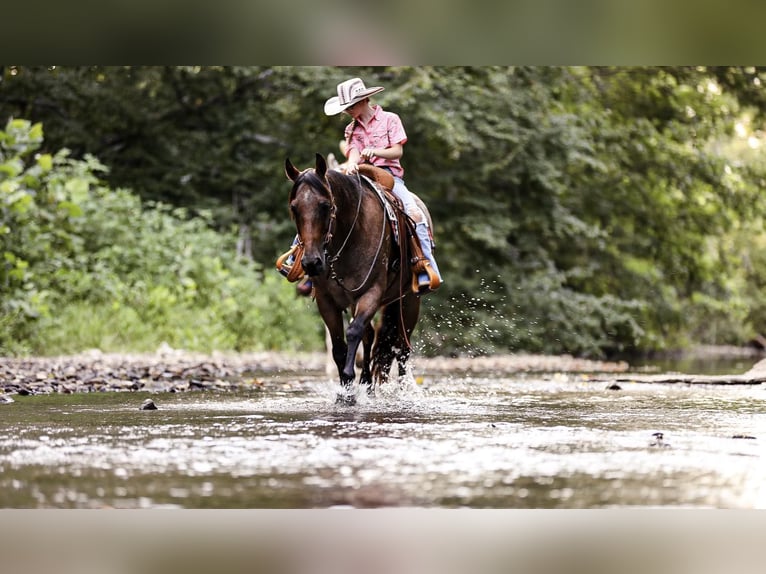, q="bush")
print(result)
[0,118,322,355]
